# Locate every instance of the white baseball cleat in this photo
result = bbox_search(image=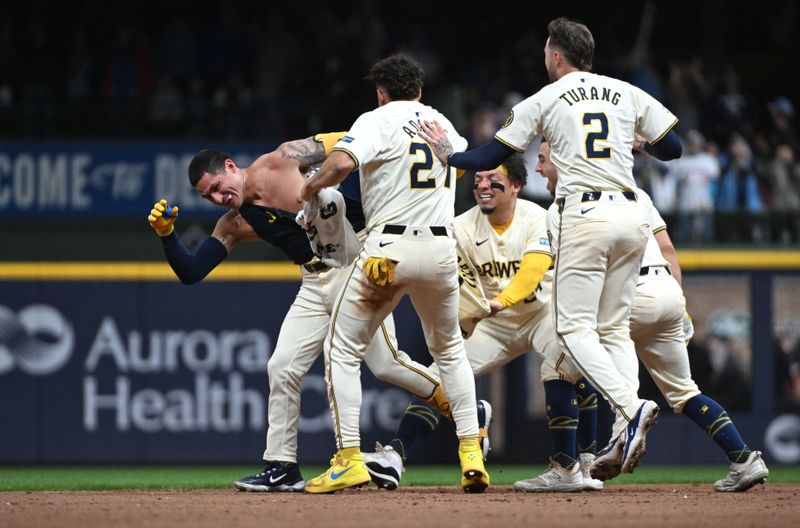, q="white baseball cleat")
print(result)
[590,434,624,481]
[578,453,604,491]
[714,451,769,492]
[363,442,404,490]
[513,459,584,493]
[477,399,492,461]
[621,400,660,473]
